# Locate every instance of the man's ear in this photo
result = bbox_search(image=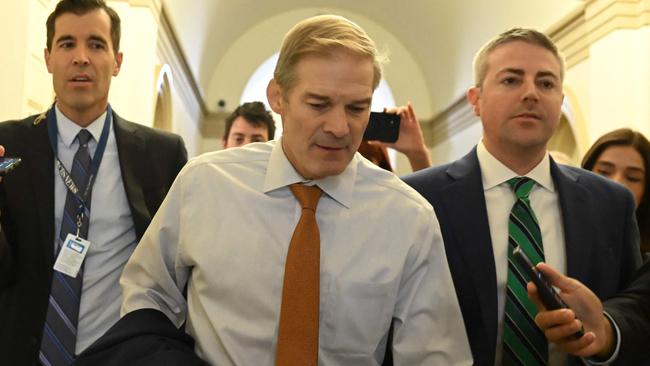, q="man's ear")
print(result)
[44,48,53,74]
[467,87,481,117]
[222,137,227,149]
[113,51,123,76]
[267,79,283,114]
